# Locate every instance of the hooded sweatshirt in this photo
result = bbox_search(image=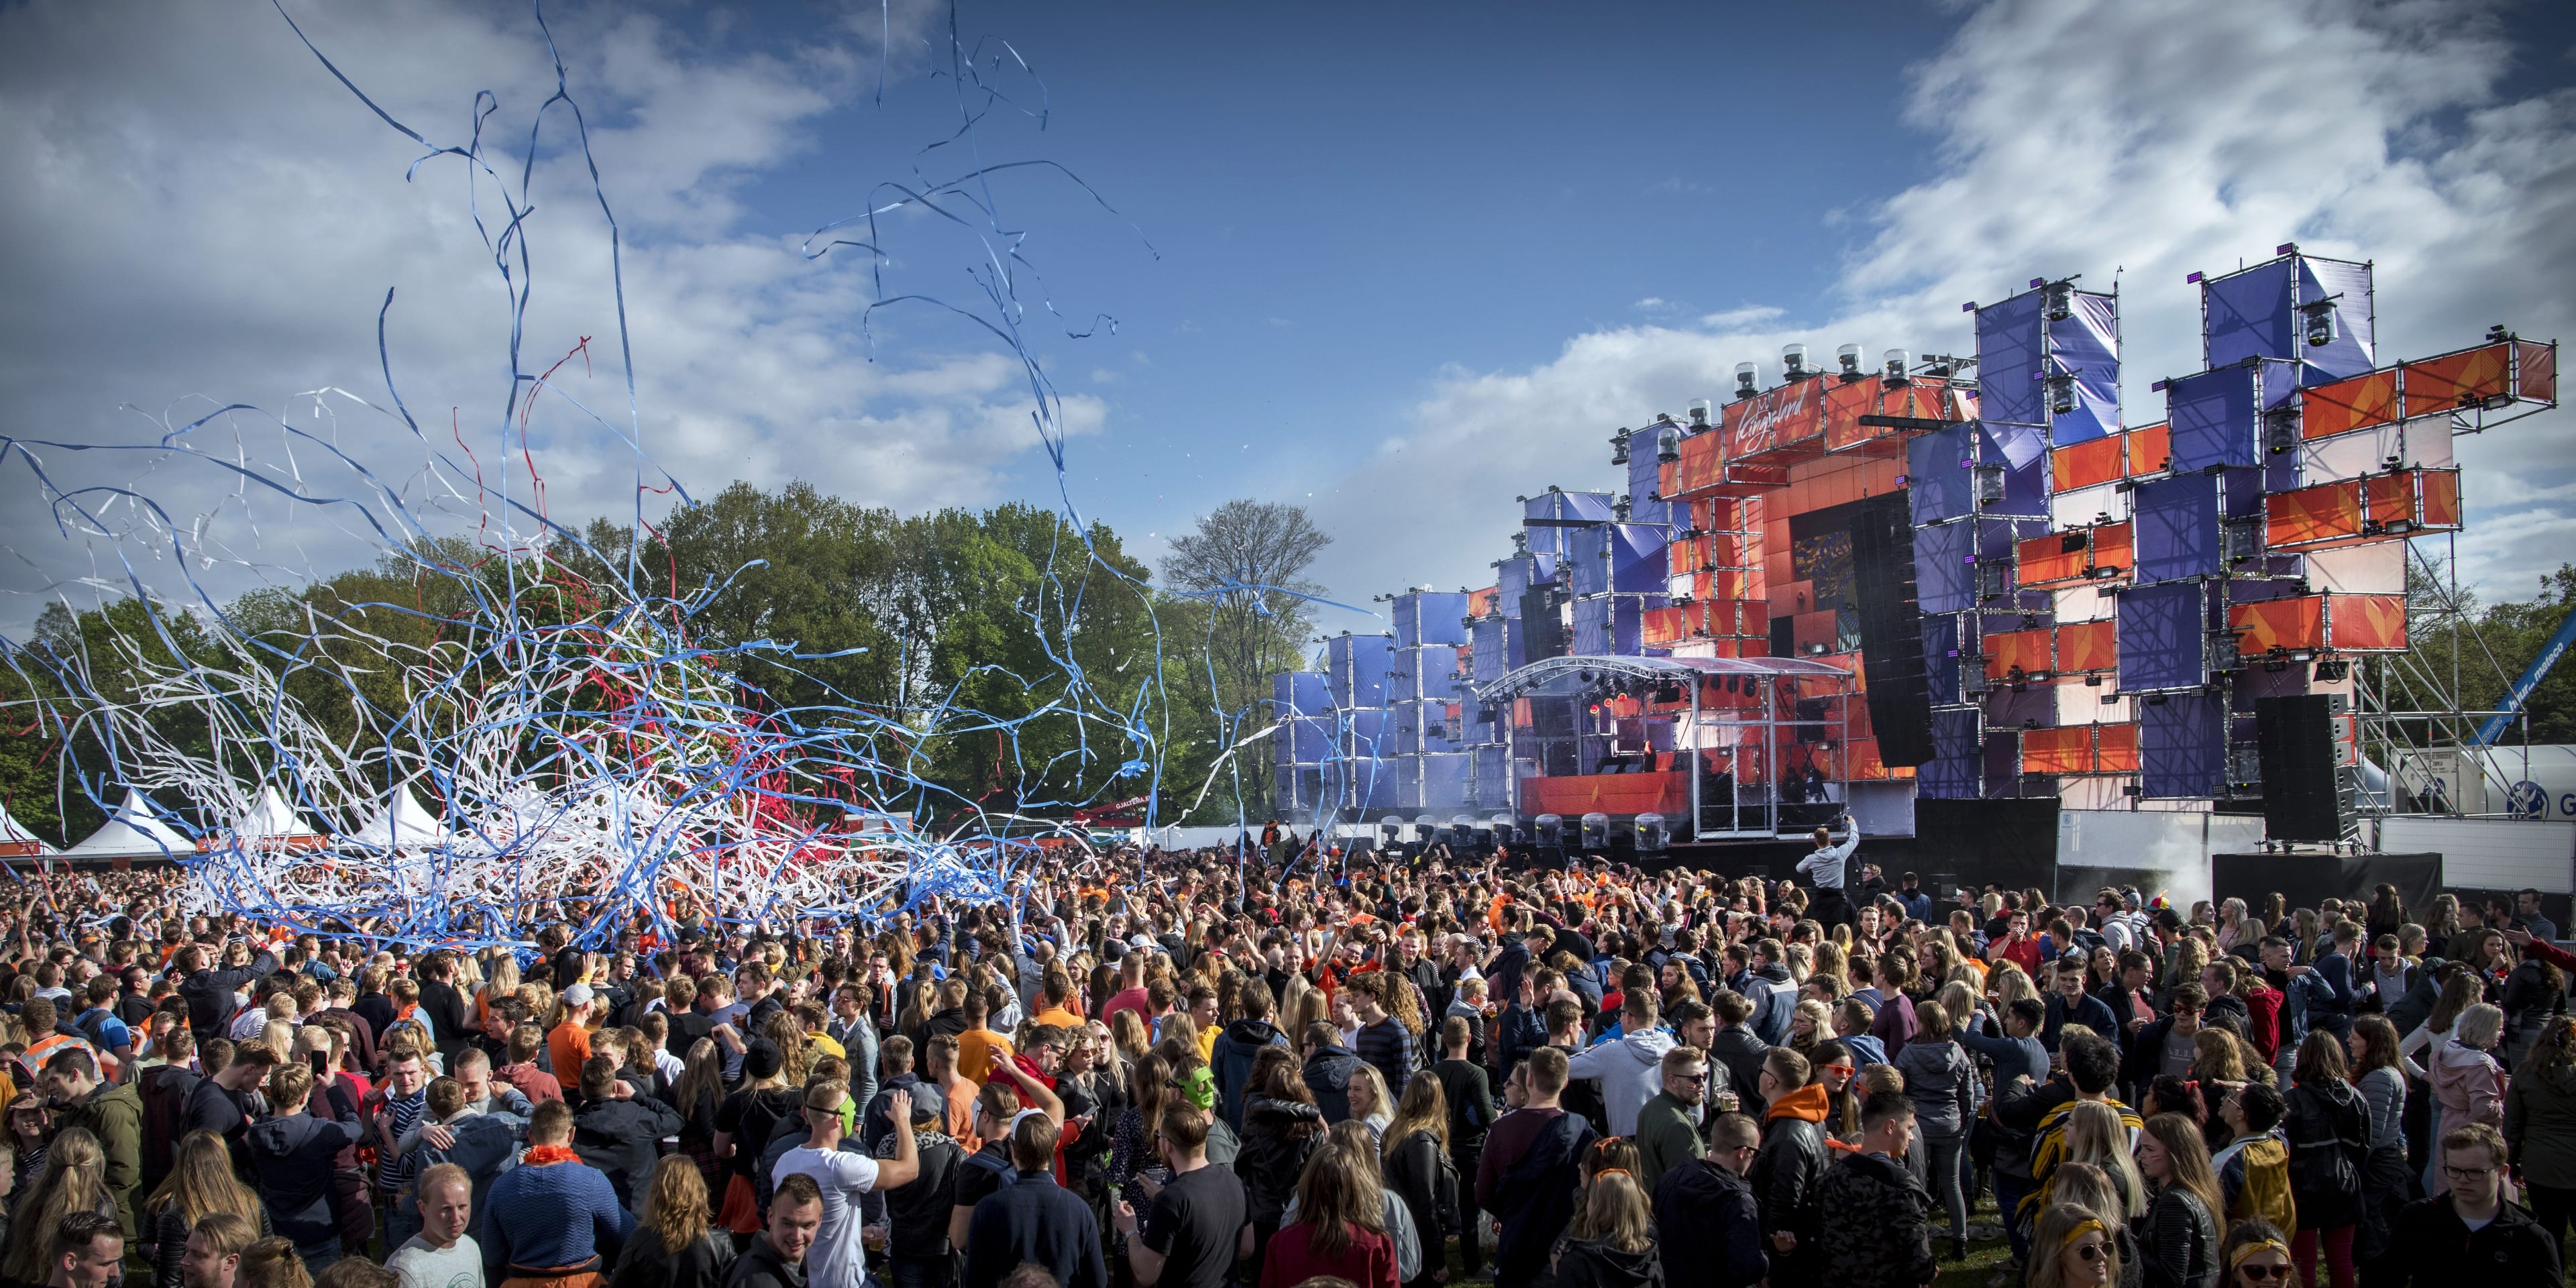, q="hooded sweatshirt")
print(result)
[2430,1038,2504,1140]
[1746,964,1799,1047]
[1552,1236,1664,1288]
[1210,1018,1288,1130]
[1566,1026,1678,1137]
